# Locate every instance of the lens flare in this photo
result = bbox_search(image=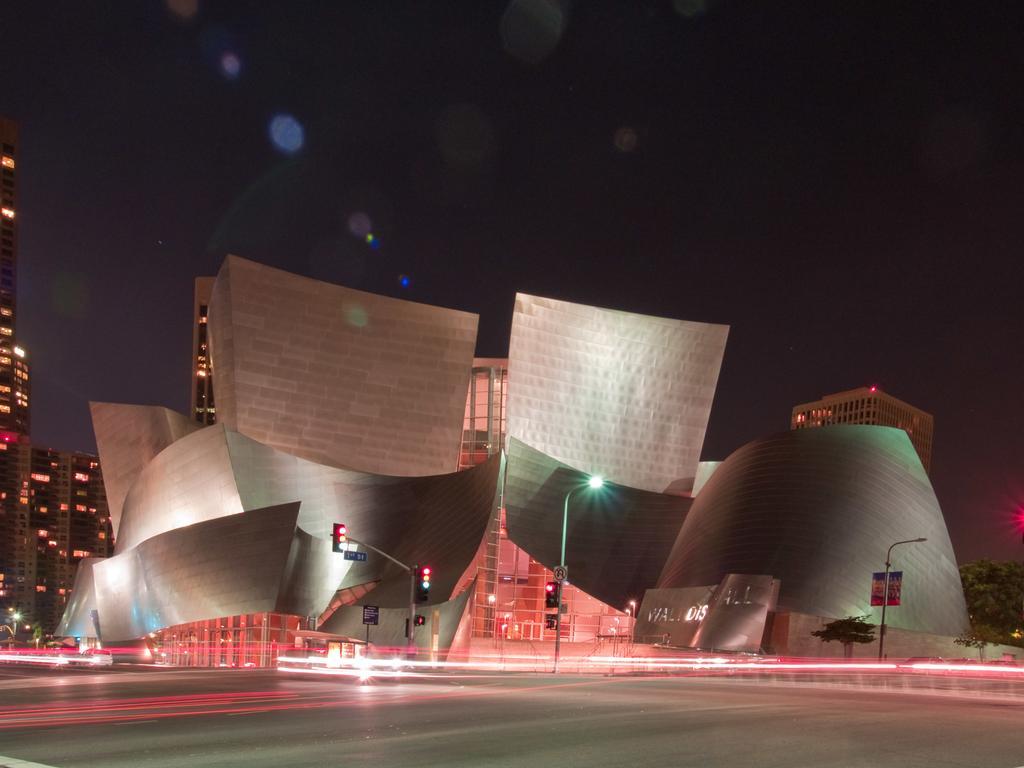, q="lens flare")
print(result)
[347,212,372,238]
[220,52,242,80]
[398,274,411,288]
[268,114,304,155]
